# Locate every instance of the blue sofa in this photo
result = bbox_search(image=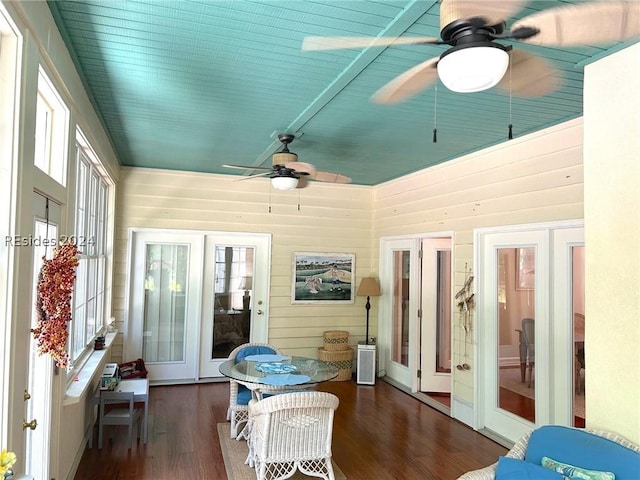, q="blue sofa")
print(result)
[458,425,640,480]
